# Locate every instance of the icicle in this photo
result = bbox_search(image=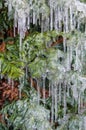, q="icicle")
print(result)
[18,15,26,38]
[84,116,86,130]
[30,78,33,88]
[30,11,33,24]
[14,11,17,37]
[81,44,84,63]
[54,7,58,30]
[8,0,12,14]
[67,46,71,71]
[67,84,70,97]
[19,33,22,59]
[72,84,78,101]
[42,75,46,105]
[33,11,36,25]
[44,18,50,32]
[80,96,83,109]
[37,79,40,105]
[23,17,27,37]
[14,26,16,37]
[18,17,24,55]
[63,81,67,117]
[58,7,61,31]
[18,77,23,99]
[0,74,3,79]
[59,81,61,104]
[65,7,69,32]
[51,83,54,124]
[50,7,53,30]
[63,37,66,52]
[70,45,73,64]
[75,46,78,70]
[8,77,11,85]
[83,36,86,50]
[41,13,44,32]
[25,66,28,79]
[22,75,24,86]
[55,85,58,122]
[11,79,14,90]
[58,7,63,31]
[70,6,73,31]
[77,16,80,31]
[19,88,22,99]
[49,82,51,97]
[78,92,81,113]
[27,16,30,29]
[85,24,86,35]
[38,16,41,26]
[14,11,17,28]
[73,13,77,29]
